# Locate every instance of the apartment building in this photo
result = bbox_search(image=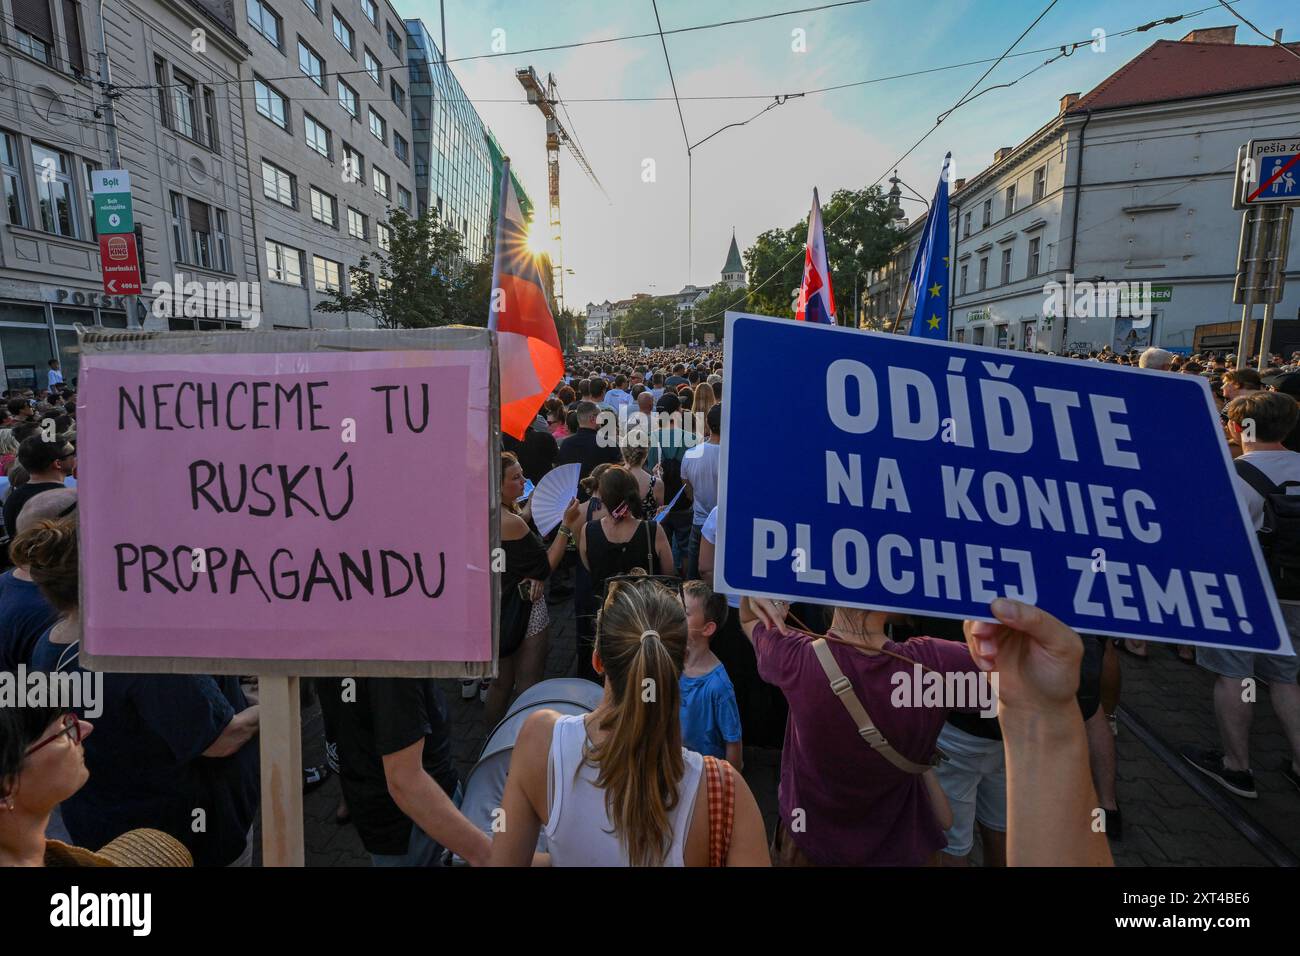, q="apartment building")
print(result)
[0,0,261,389]
[871,27,1300,355]
[238,0,415,327]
